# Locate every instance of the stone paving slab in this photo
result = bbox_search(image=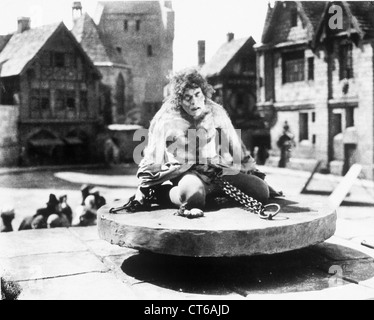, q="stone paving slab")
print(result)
[0,228,87,258]
[85,239,136,258]
[245,283,374,300]
[335,218,374,240]
[68,226,100,241]
[17,272,138,300]
[0,251,109,281]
